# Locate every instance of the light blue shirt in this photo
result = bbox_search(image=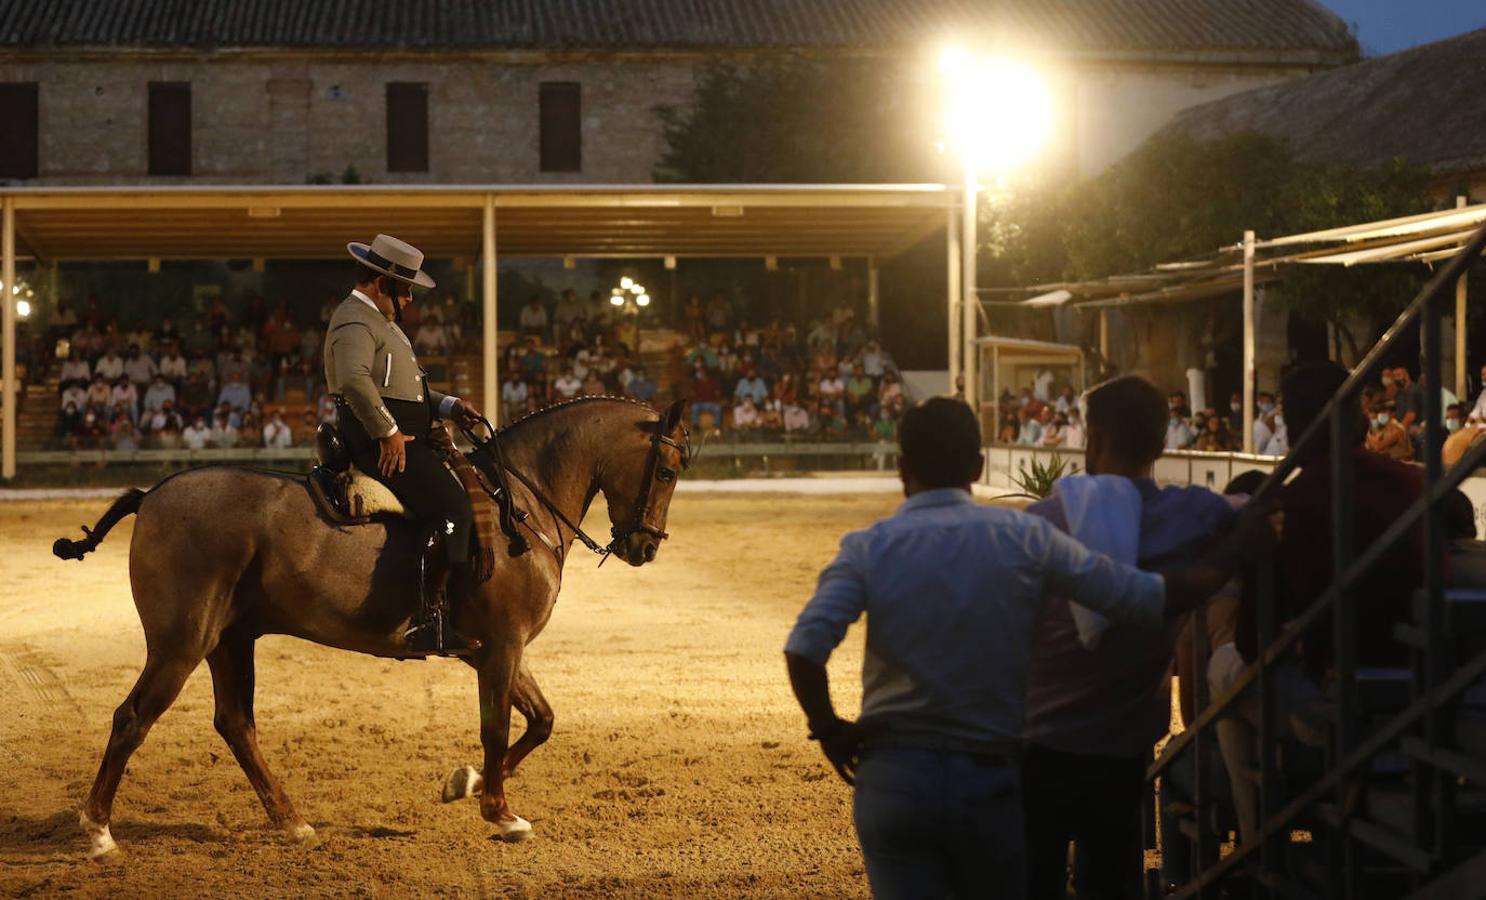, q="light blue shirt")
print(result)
[784,489,1166,750]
